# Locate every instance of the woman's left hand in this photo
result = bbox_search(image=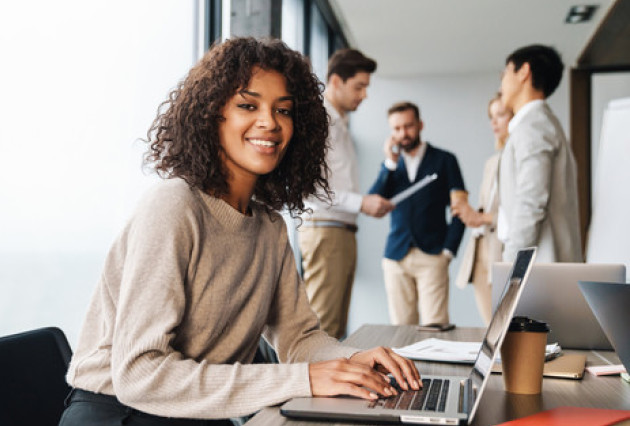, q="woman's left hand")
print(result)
[349,347,421,391]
